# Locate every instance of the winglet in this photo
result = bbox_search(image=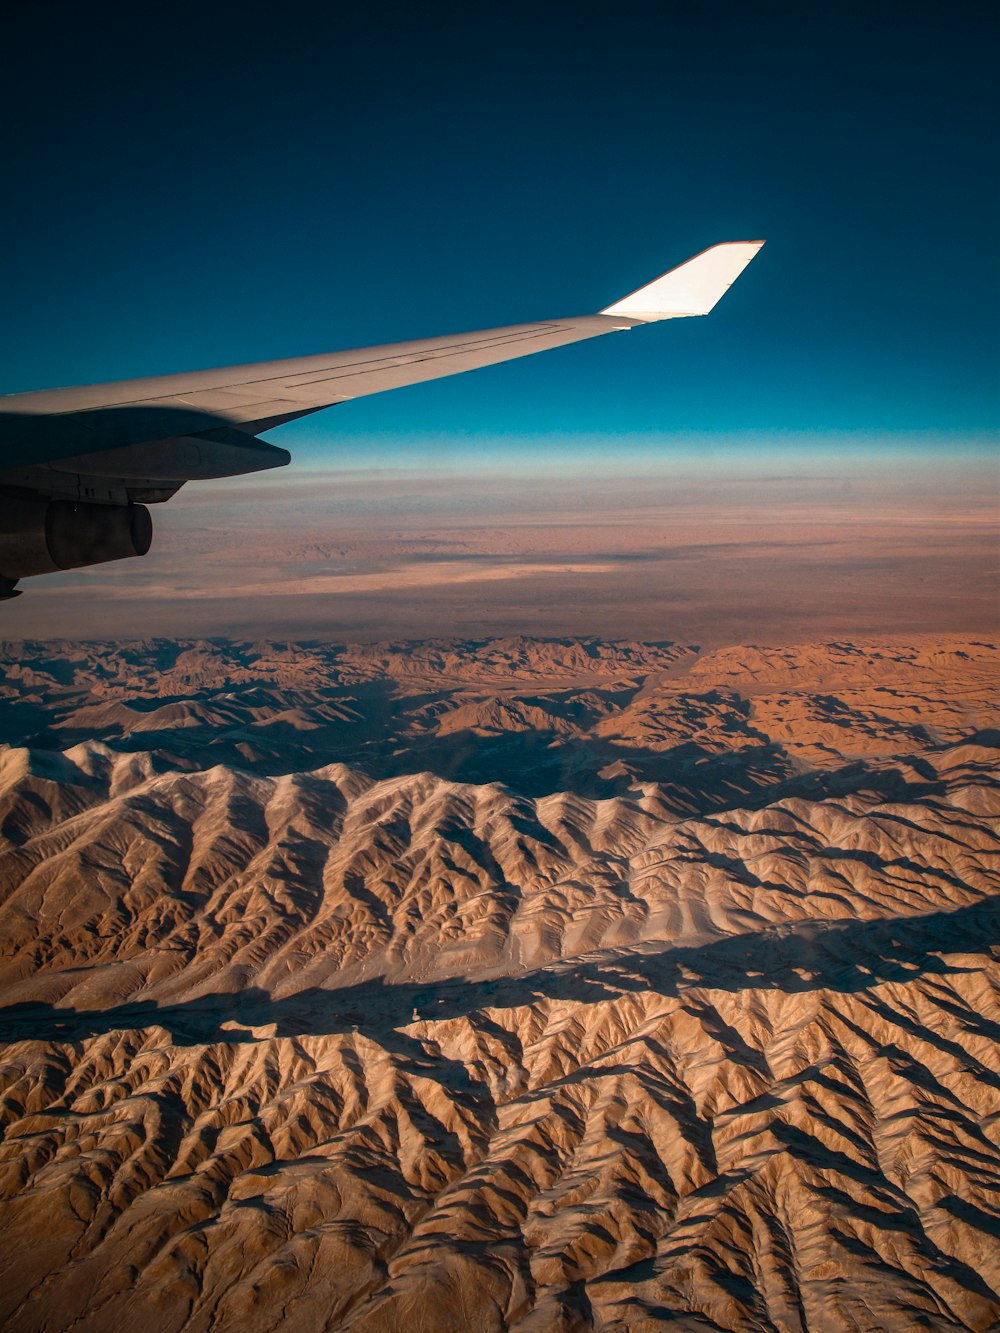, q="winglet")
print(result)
[600,240,765,323]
